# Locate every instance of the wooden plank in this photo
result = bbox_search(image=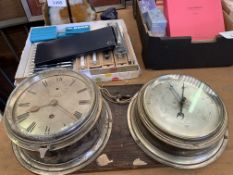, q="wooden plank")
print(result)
[79,84,162,173]
[92,0,122,7]
[0,0,25,20]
